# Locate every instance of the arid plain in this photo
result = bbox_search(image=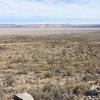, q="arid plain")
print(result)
[0,28,100,36]
[0,29,100,100]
